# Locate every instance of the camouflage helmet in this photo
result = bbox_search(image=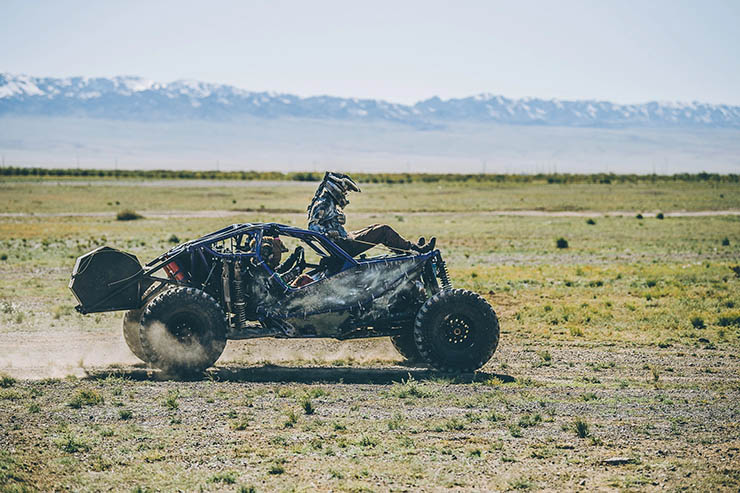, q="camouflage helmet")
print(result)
[323,172,360,207]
